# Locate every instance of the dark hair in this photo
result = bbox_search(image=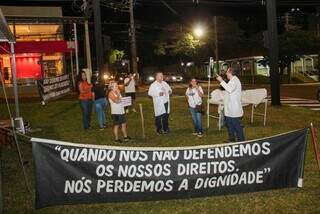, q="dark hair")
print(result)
[189,78,198,88]
[227,67,237,76]
[77,71,86,83]
[76,71,87,93]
